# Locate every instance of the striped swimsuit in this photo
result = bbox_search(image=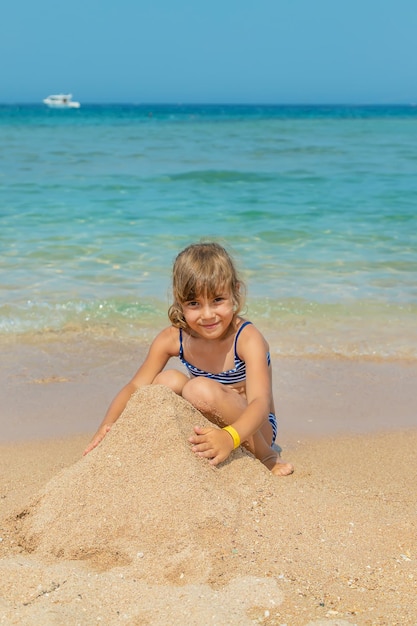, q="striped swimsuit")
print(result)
[178,321,277,444]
